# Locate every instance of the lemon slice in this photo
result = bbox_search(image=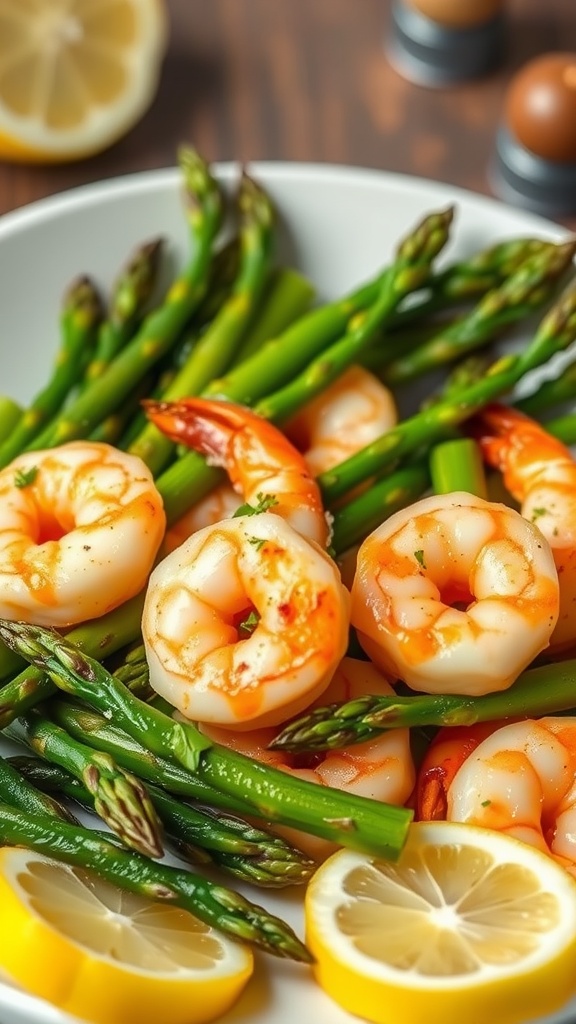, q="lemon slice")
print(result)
[305,821,576,1024]
[0,847,254,1024]
[0,0,167,163]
